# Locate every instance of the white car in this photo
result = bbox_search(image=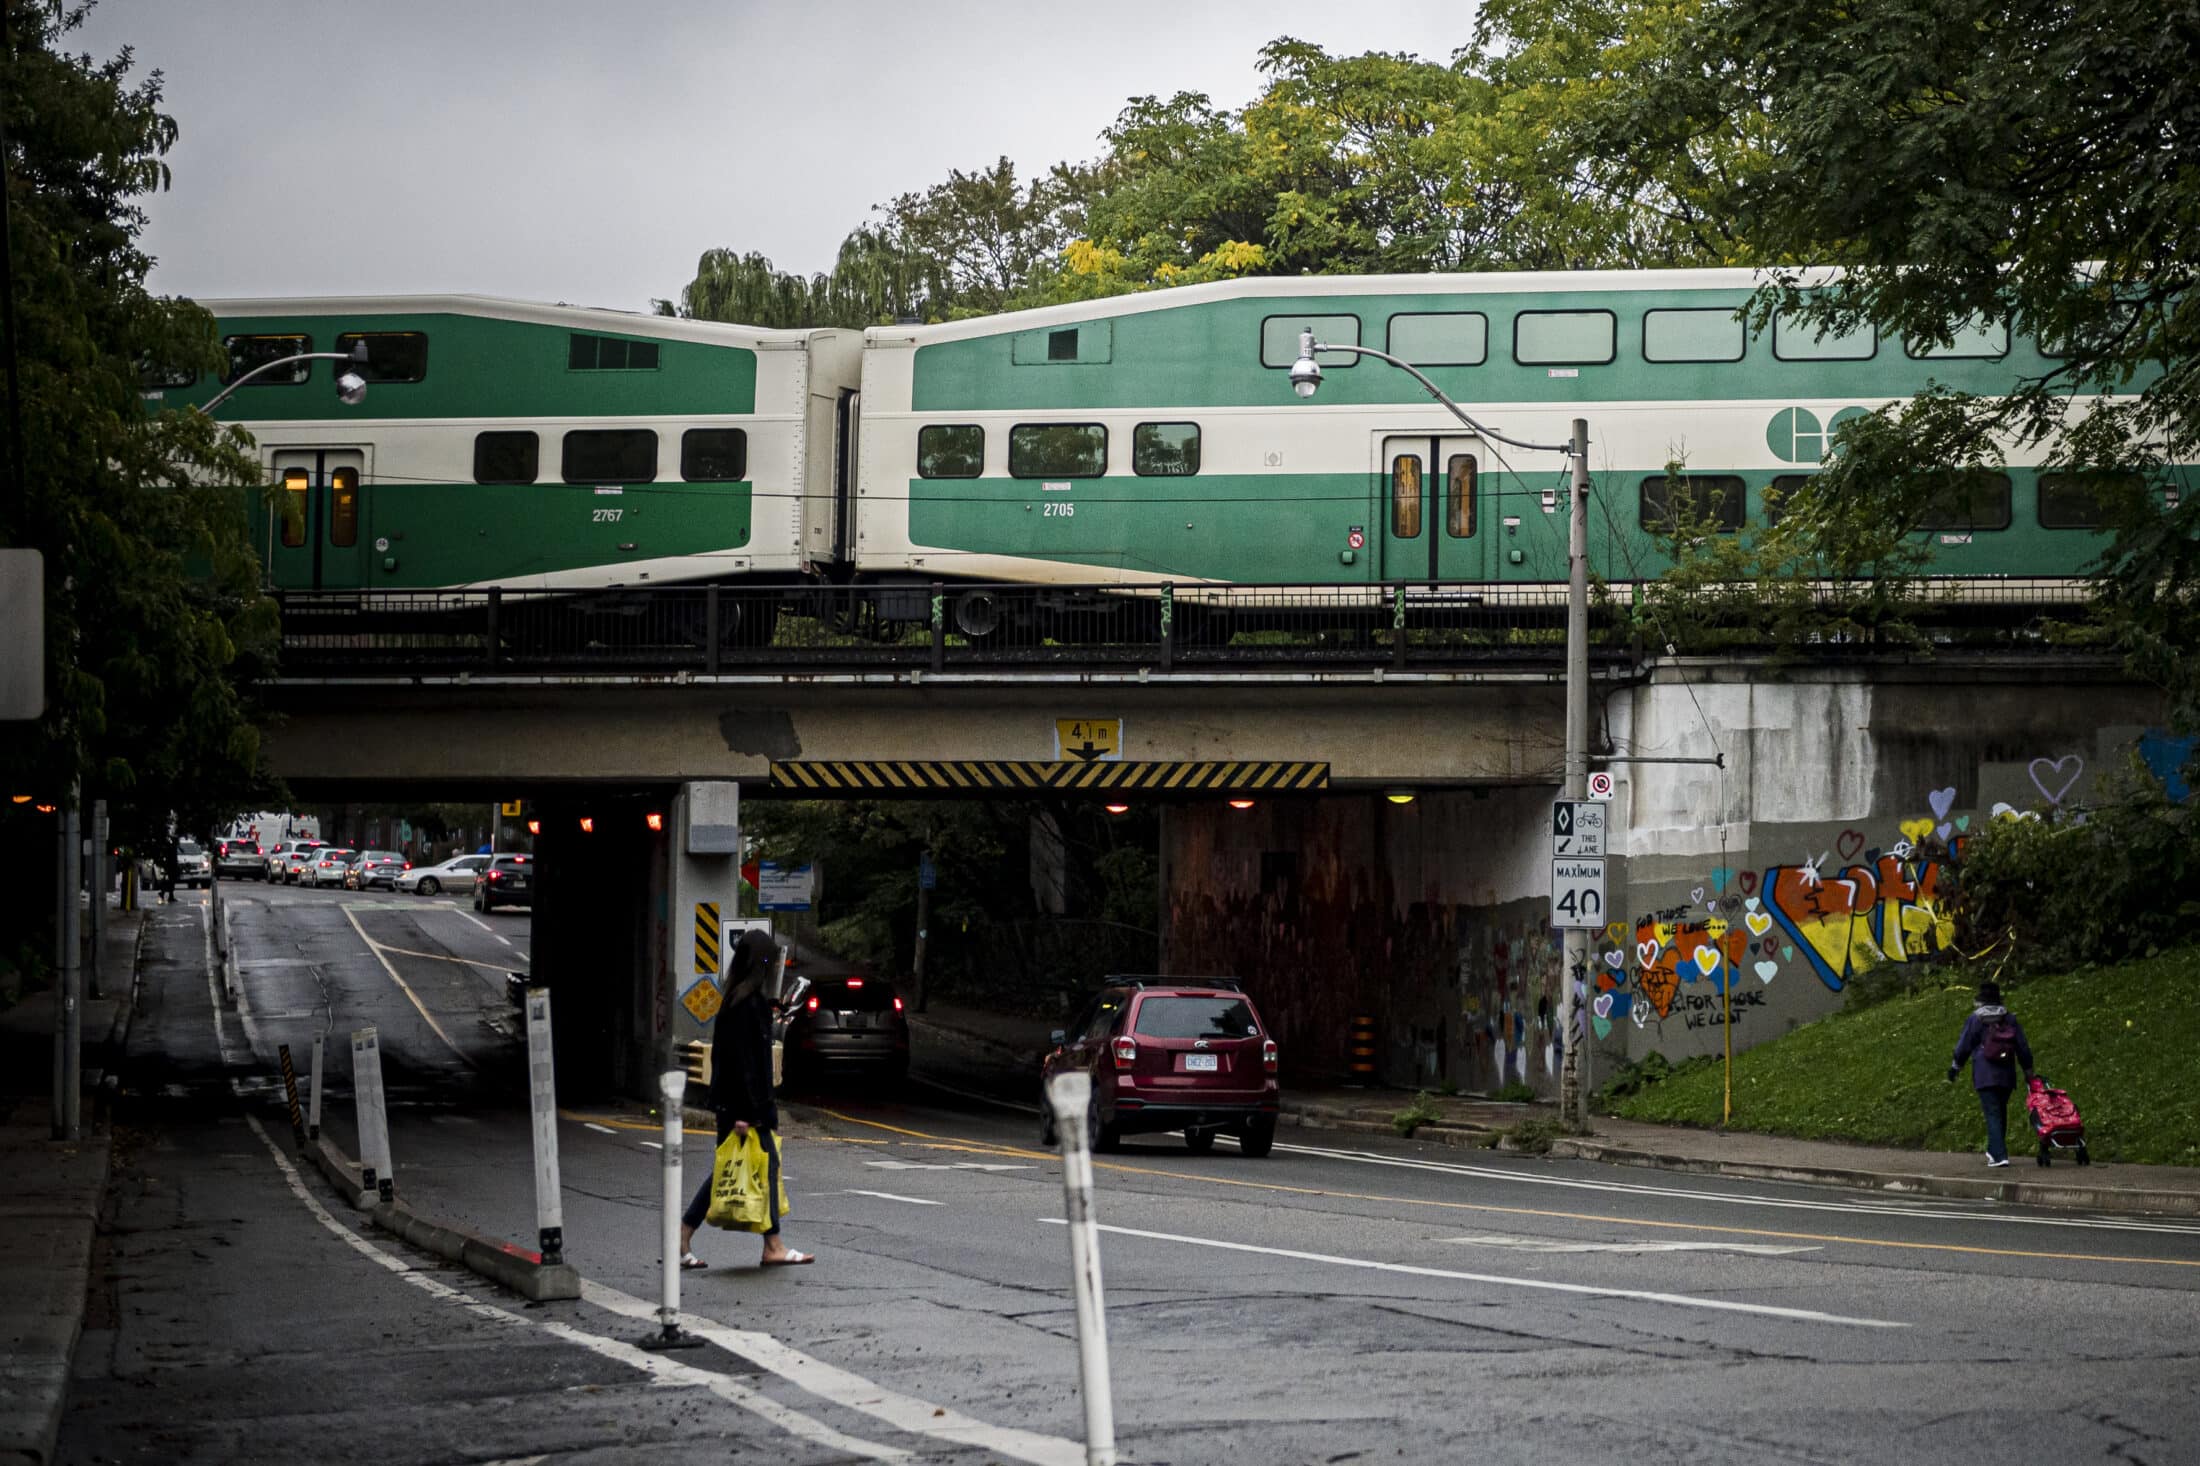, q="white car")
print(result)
[305,848,357,887]
[175,839,212,889]
[397,854,490,896]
